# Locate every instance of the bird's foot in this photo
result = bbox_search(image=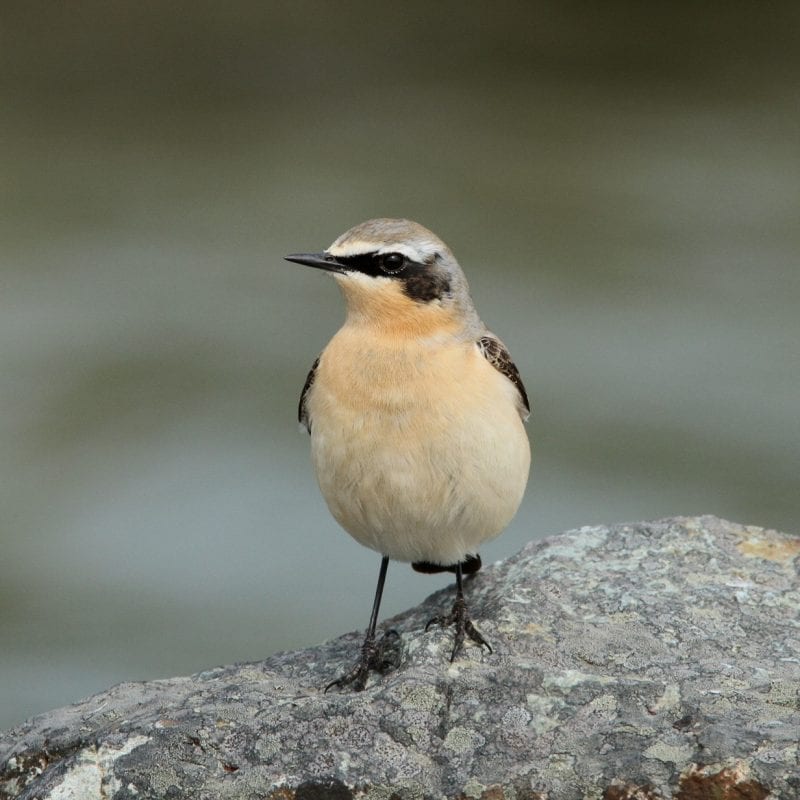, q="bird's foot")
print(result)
[425,594,492,662]
[324,629,401,692]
